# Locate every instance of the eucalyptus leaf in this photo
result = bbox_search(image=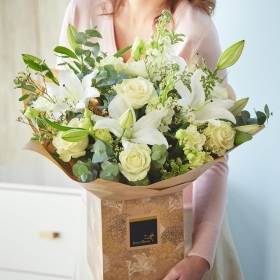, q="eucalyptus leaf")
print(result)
[152,151,161,161]
[78,165,88,176]
[85,29,102,38]
[100,171,114,181]
[264,104,270,118]
[255,111,267,125]
[216,40,245,70]
[74,32,88,45]
[93,140,106,152]
[92,151,108,163]
[241,110,250,124]
[92,43,100,58]
[84,57,96,68]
